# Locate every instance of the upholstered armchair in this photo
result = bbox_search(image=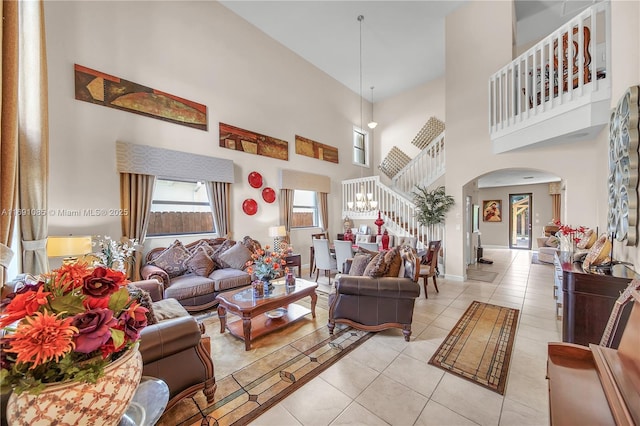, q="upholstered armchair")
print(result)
[327,246,421,341]
[131,280,216,411]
